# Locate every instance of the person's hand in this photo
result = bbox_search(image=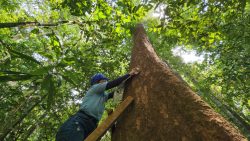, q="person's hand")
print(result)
[129,67,140,76]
